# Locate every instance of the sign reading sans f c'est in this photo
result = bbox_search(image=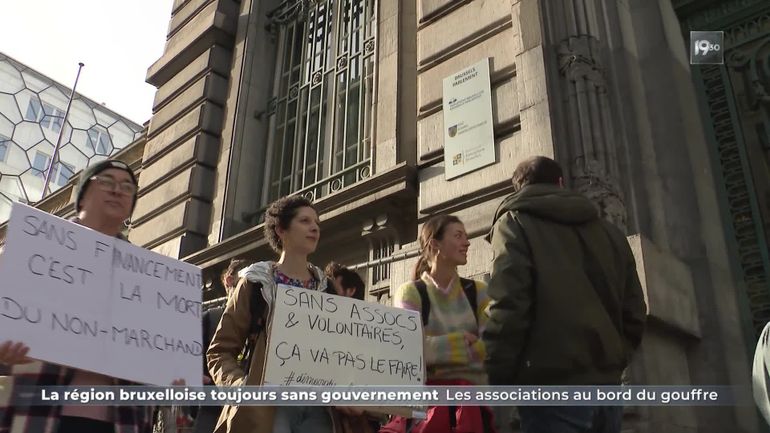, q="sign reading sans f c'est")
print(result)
[0,203,202,386]
[264,285,424,386]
